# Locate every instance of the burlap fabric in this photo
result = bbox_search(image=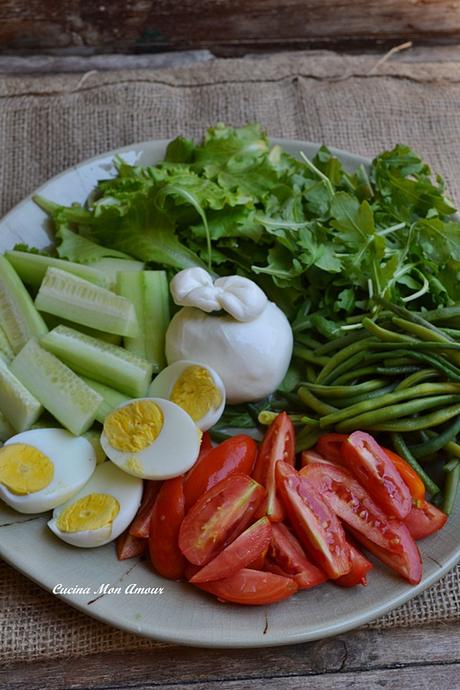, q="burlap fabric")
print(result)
[1,50,460,664]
